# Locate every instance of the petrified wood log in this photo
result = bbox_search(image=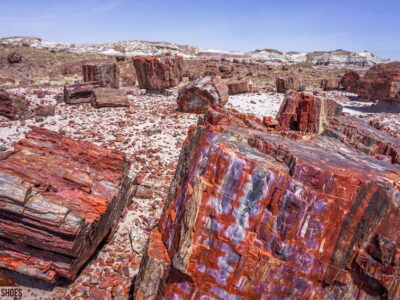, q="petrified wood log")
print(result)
[0,90,30,120]
[0,127,132,282]
[177,76,229,113]
[91,88,129,108]
[341,70,361,93]
[227,80,251,95]
[133,107,400,299]
[132,54,183,90]
[320,78,341,90]
[276,91,343,133]
[324,115,400,165]
[82,63,119,88]
[63,81,101,104]
[276,76,304,93]
[358,62,400,102]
